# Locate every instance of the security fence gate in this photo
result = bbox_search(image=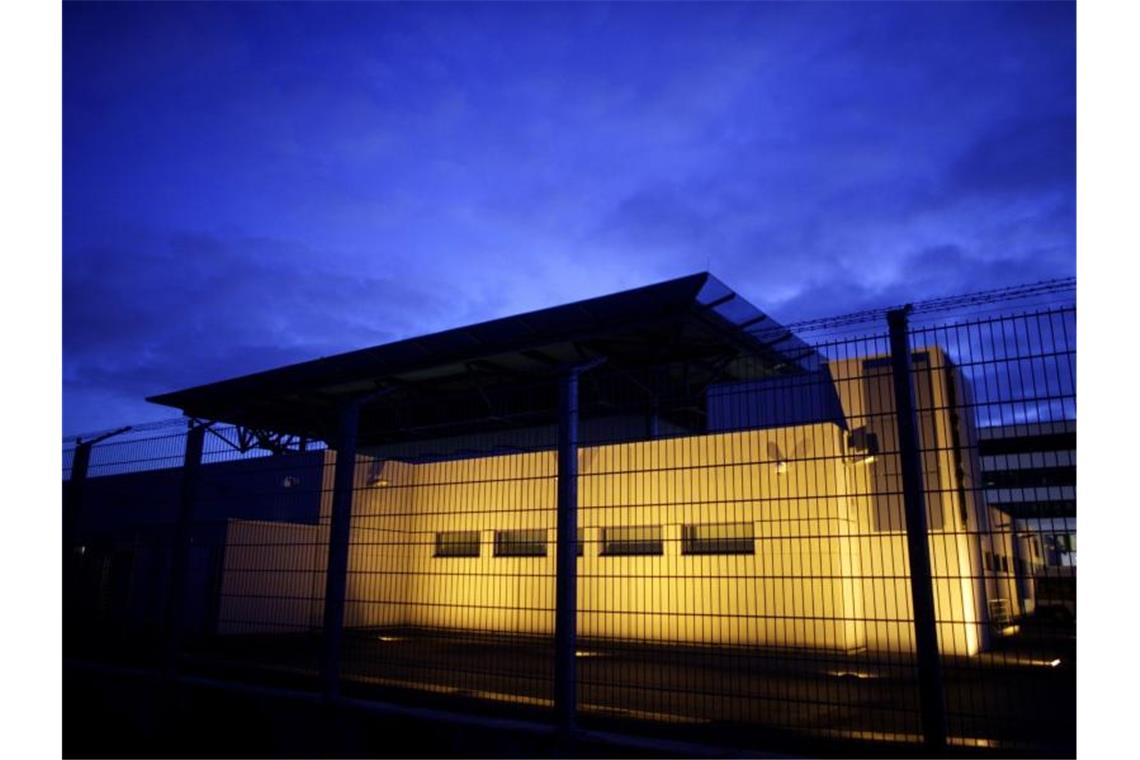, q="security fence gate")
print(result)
[63,279,1076,757]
